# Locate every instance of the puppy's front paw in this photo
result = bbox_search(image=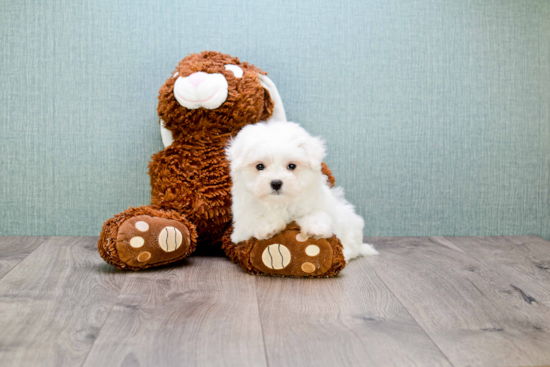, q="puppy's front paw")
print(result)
[297,213,334,239]
[253,220,287,240]
[301,224,333,239]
